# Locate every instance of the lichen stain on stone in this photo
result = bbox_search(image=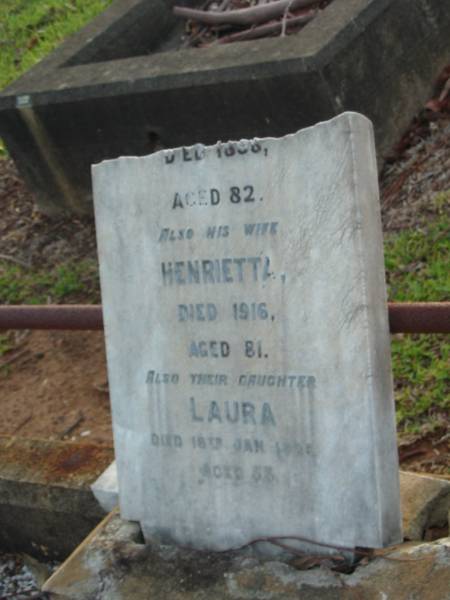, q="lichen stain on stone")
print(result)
[231,567,304,598]
[44,444,113,483]
[0,436,113,487]
[43,510,450,600]
[110,543,237,595]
